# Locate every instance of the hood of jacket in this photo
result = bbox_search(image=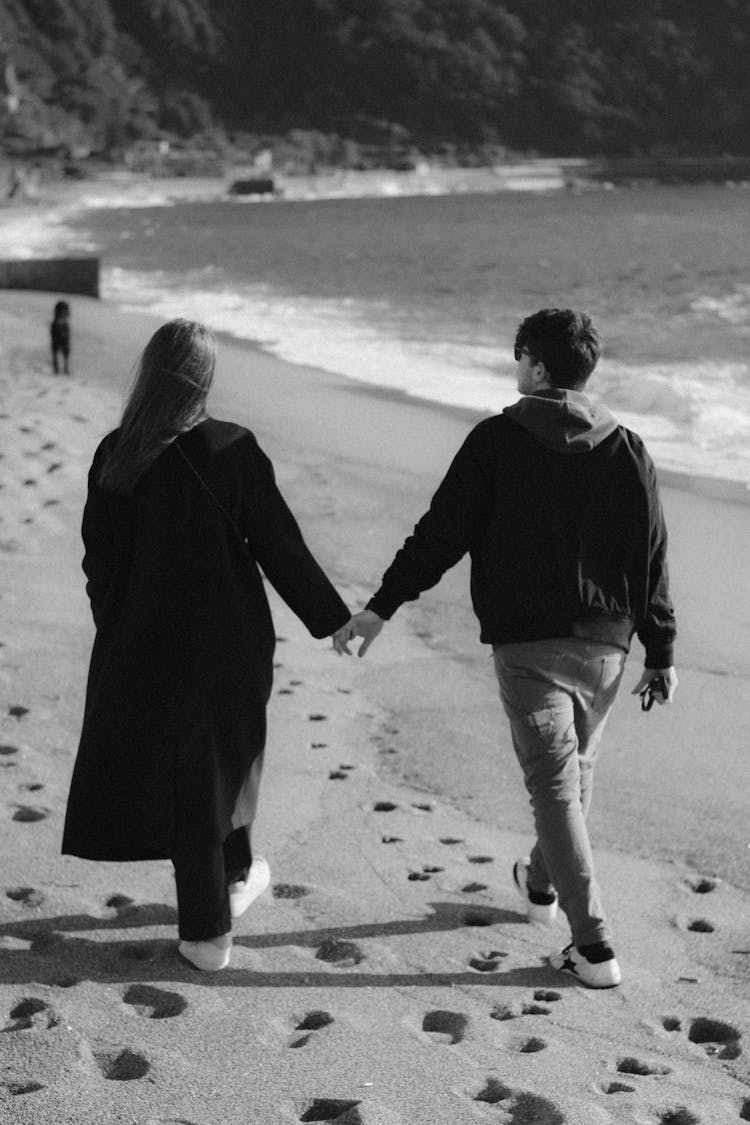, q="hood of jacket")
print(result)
[503,388,618,454]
